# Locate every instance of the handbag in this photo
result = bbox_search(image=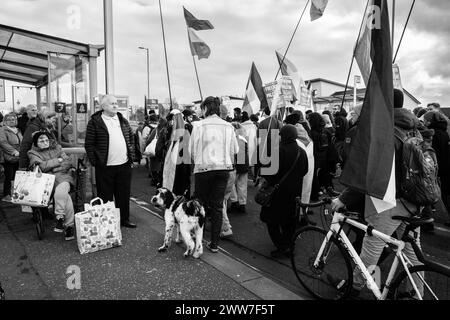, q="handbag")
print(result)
[11,165,55,207]
[255,150,301,207]
[144,132,158,158]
